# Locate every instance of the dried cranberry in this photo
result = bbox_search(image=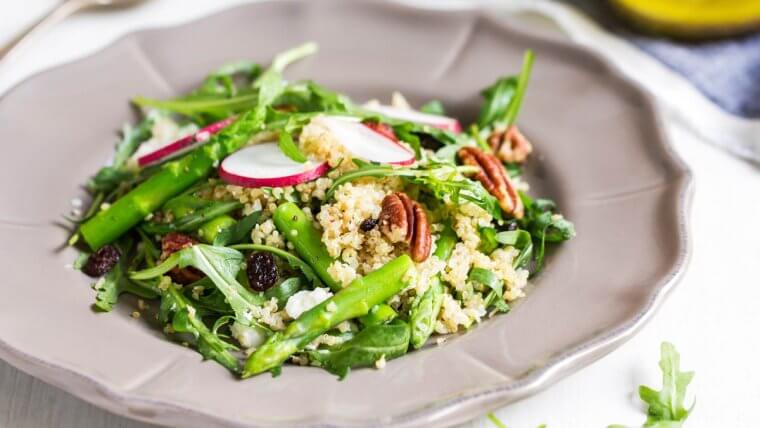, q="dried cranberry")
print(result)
[360,218,378,232]
[247,252,278,291]
[82,245,121,277]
